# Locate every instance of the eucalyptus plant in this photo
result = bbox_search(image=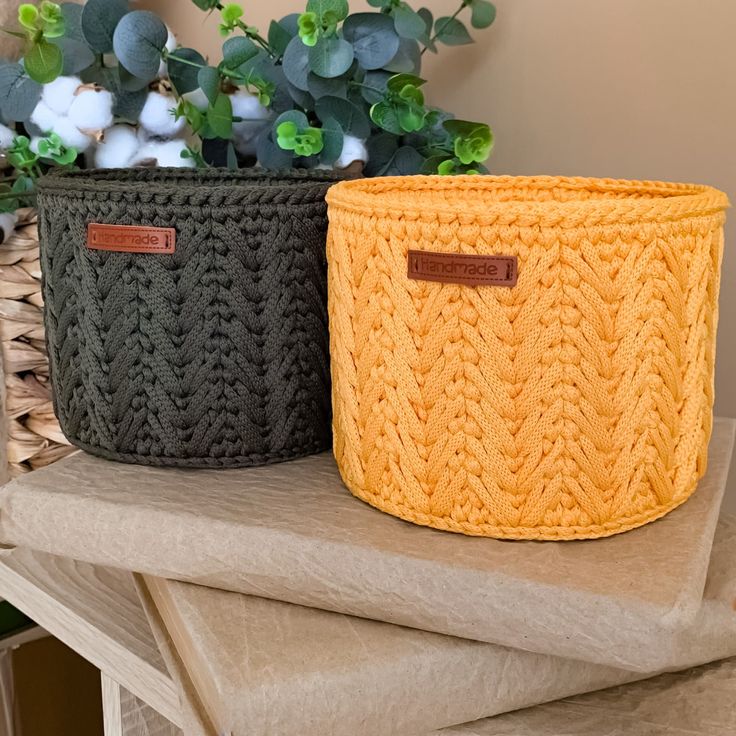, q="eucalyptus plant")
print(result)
[0,0,496,215]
